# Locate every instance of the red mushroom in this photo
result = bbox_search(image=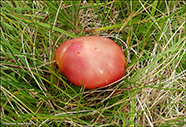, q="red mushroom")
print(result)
[55,36,127,89]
